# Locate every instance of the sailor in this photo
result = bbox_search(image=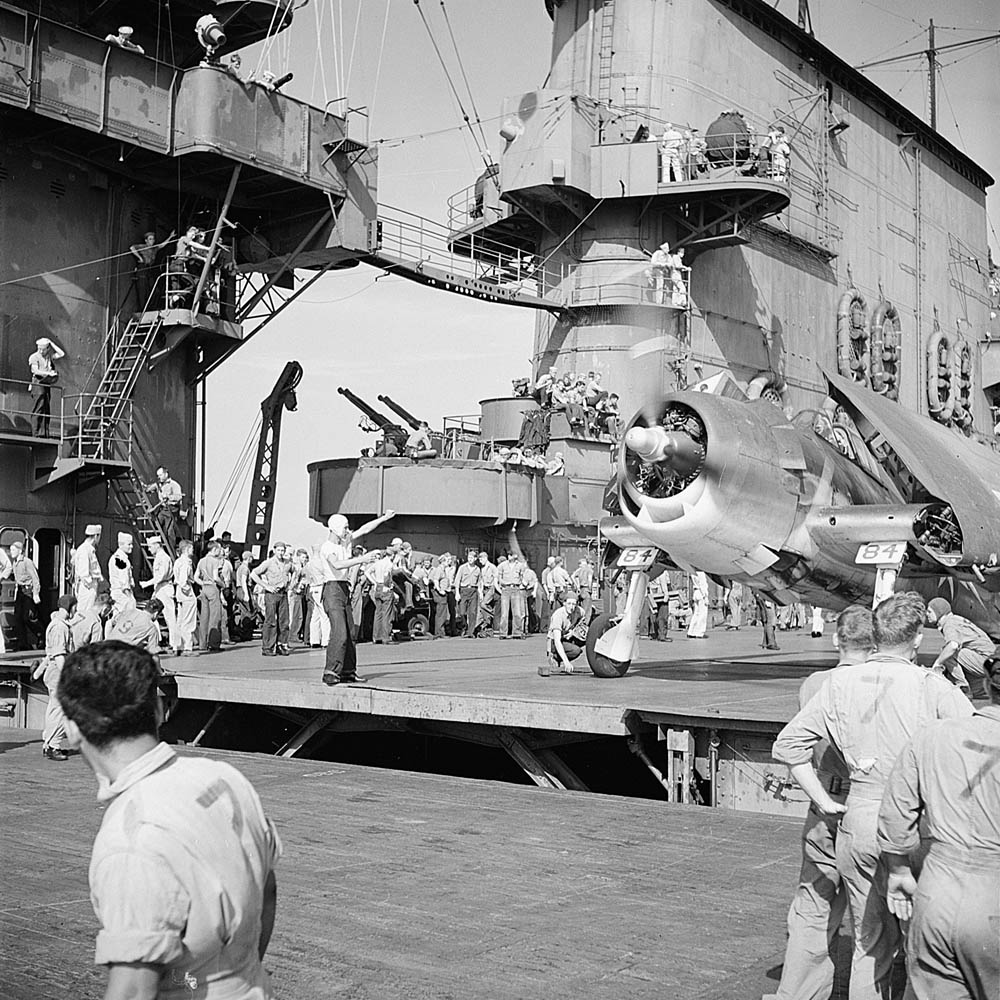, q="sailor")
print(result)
[647,574,672,641]
[406,421,438,459]
[364,543,397,645]
[74,524,104,617]
[542,590,584,676]
[593,393,620,438]
[140,535,176,653]
[71,588,109,649]
[548,556,572,609]
[57,642,281,1000]
[108,532,136,614]
[769,125,790,181]
[129,231,161,310]
[32,594,76,761]
[925,597,995,698]
[145,467,184,550]
[9,540,41,650]
[521,558,539,635]
[319,510,394,684]
[687,571,709,638]
[757,593,780,650]
[28,336,65,438]
[877,656,1000,1000]
[431,553,456,638]
[647,242,672,304]
[497,552,526,639]
[250,542,293,656]
[454,549,481,638]
[668,247,688,307]
[107,598,163,655]
[475,551,499,637]
[0,545,10,654]
[770,605,874,1000]
[104,25,144,54]
[773,592,973,1000]
[659,122,685,182]
[173,539,198,655]
[534,365,559,407]
[571,557,595,622]
[725,581,744,630]
[194,539,224,652]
